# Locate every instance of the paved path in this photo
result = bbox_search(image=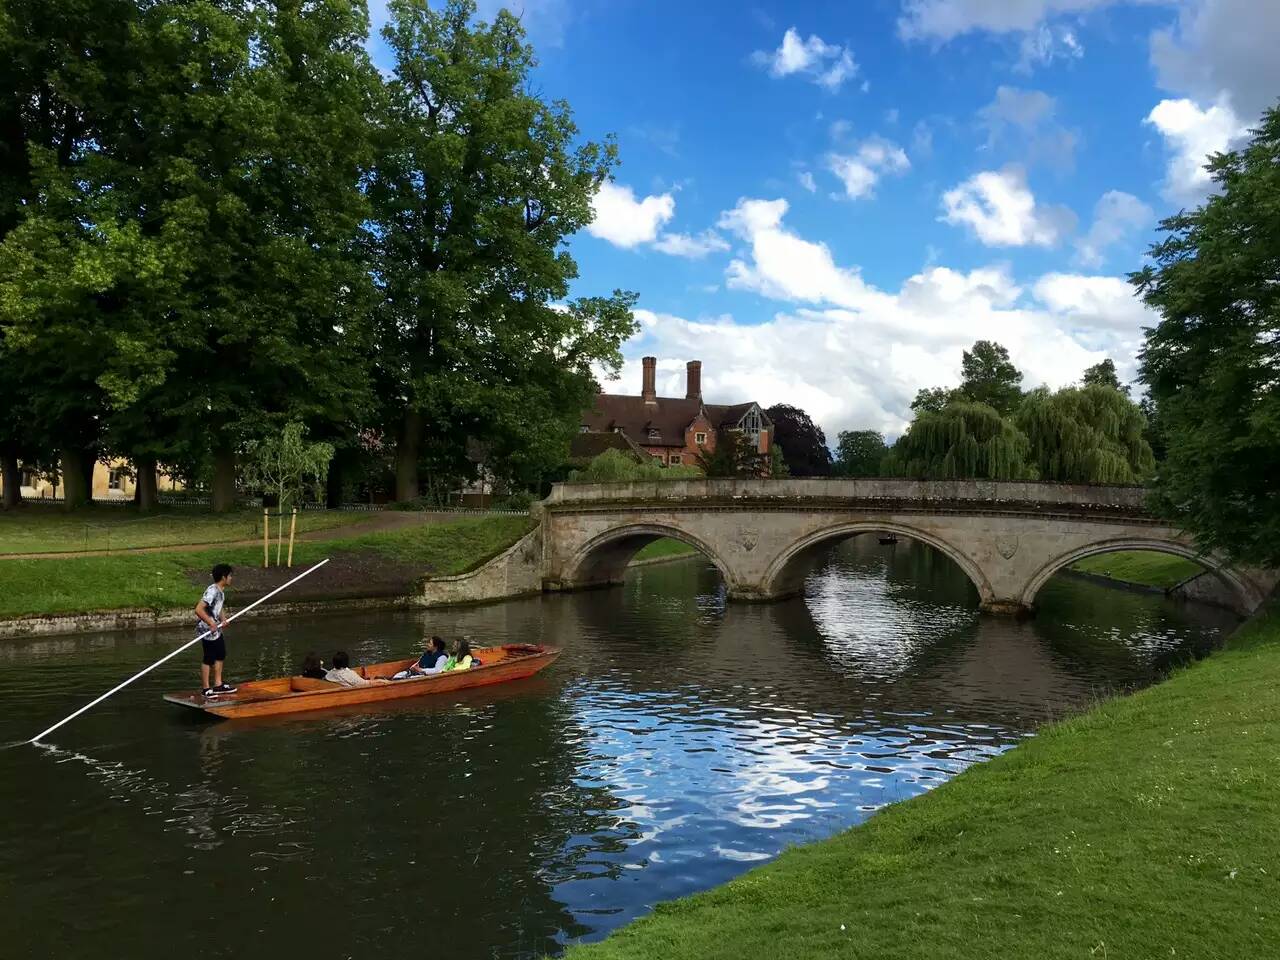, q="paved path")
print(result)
[0,511,487,561]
